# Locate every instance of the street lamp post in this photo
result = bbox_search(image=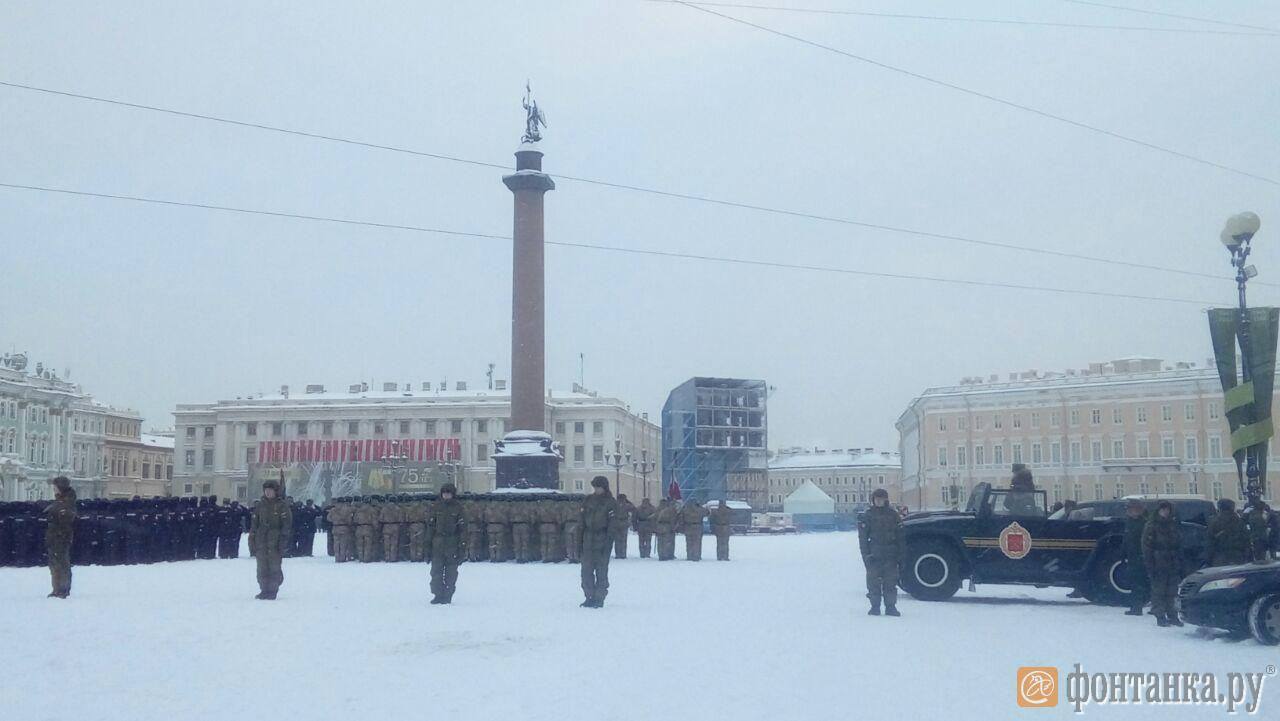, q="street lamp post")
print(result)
[379,444,411,495]
[1219,211,1264,508]
[631,448,656,500]
[947,470,961,509]
[604,437,631,498]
